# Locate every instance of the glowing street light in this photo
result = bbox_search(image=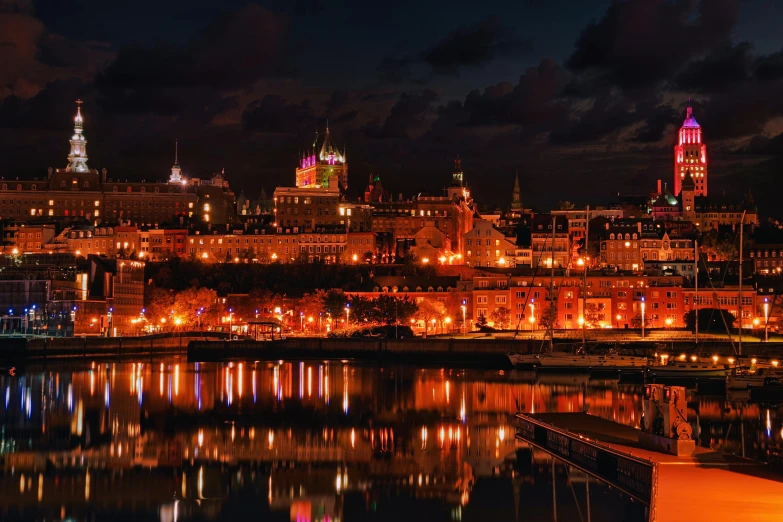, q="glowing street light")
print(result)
[640,297,646,338]
[345,304,350,326]
[764,298,770,342]
[528,301,535,330]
